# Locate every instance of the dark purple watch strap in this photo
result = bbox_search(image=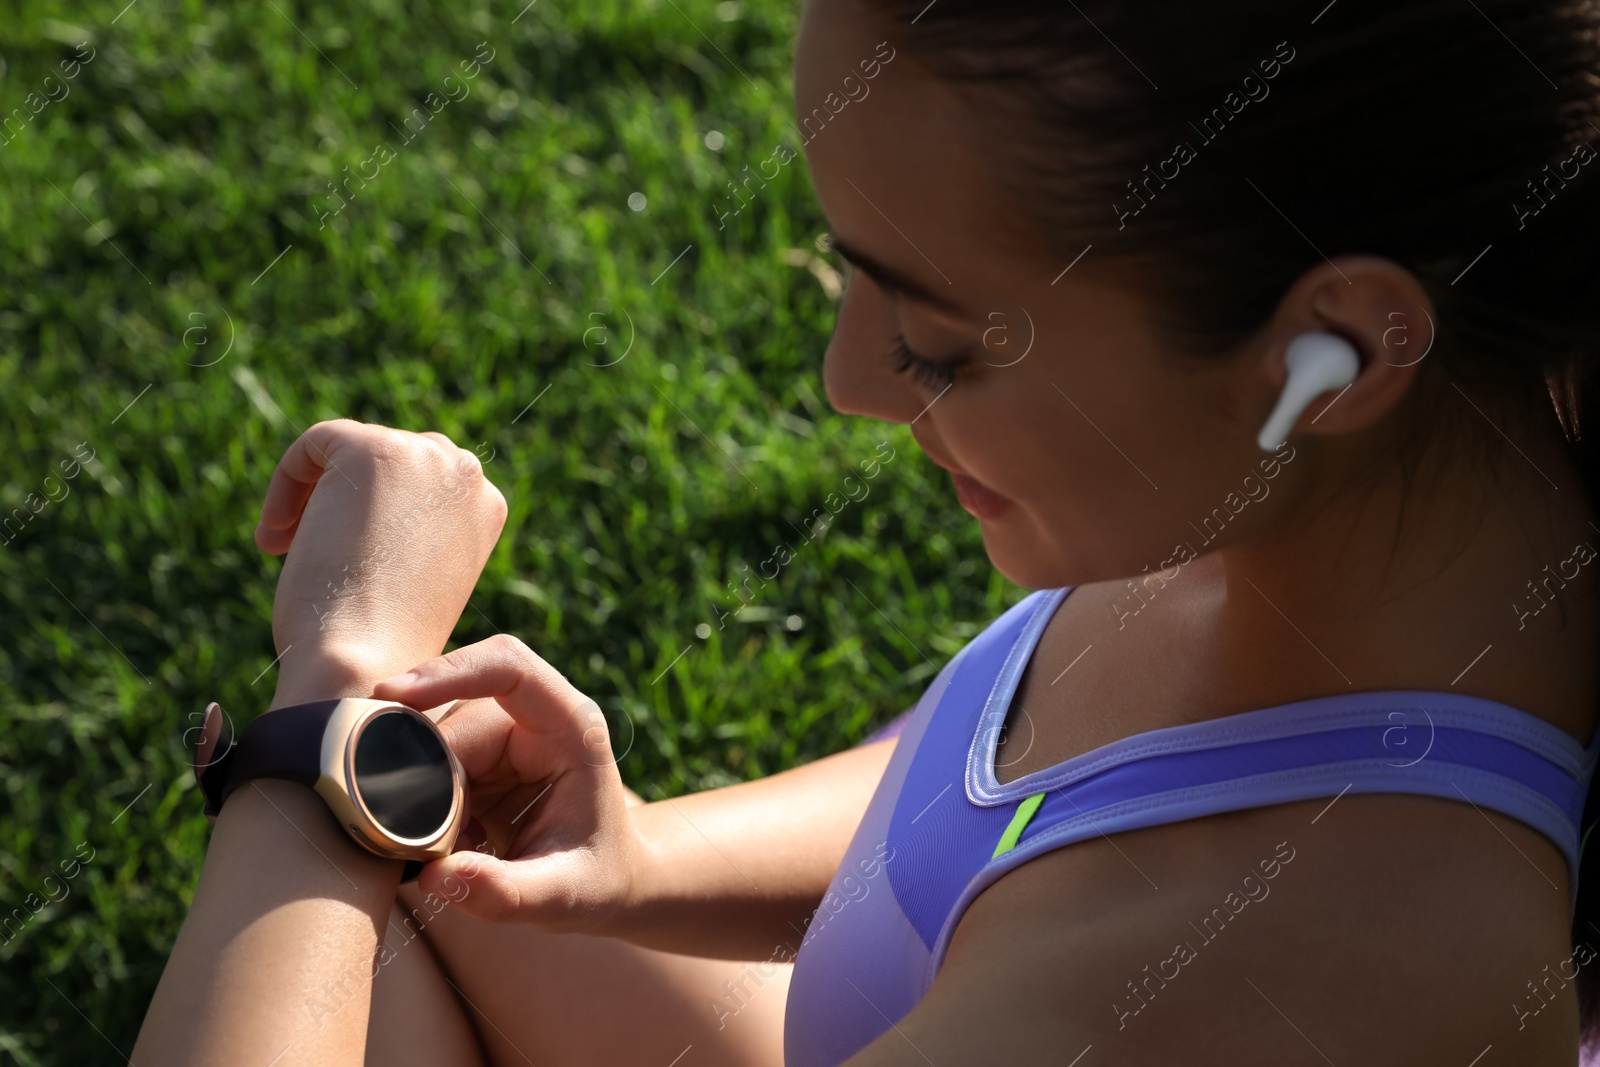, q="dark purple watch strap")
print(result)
[197,699,340,813]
